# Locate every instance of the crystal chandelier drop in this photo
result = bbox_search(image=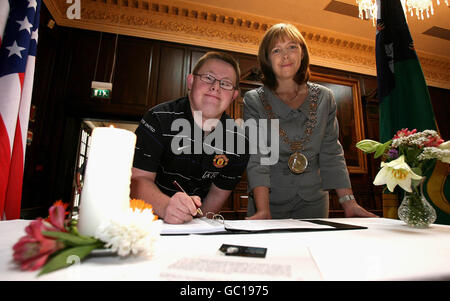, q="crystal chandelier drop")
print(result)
[356,0,378,25]
[406,0,449,20]
[356,0,449,25]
